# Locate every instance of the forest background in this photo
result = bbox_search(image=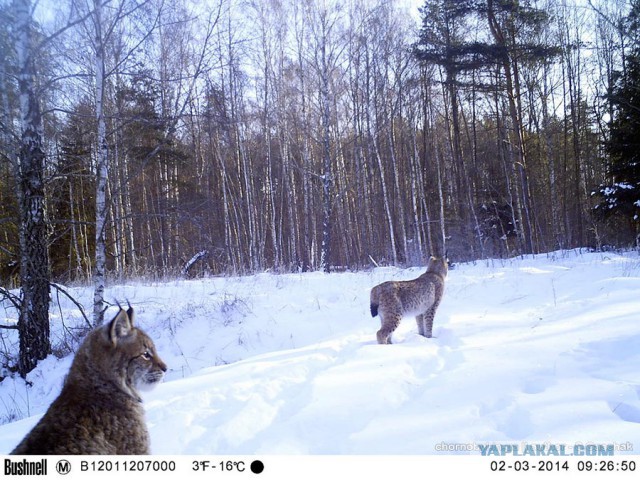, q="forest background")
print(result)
[1,0,639,375]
